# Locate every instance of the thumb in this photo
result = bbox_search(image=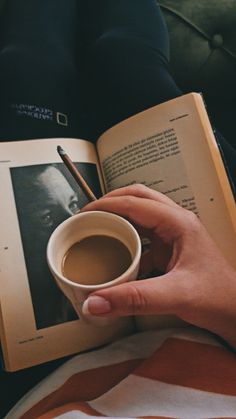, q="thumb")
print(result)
[82,272,184,318]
